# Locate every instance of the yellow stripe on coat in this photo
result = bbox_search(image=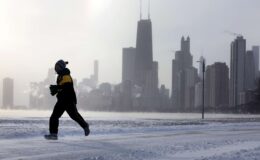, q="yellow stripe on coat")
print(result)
[59,75,72,85]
